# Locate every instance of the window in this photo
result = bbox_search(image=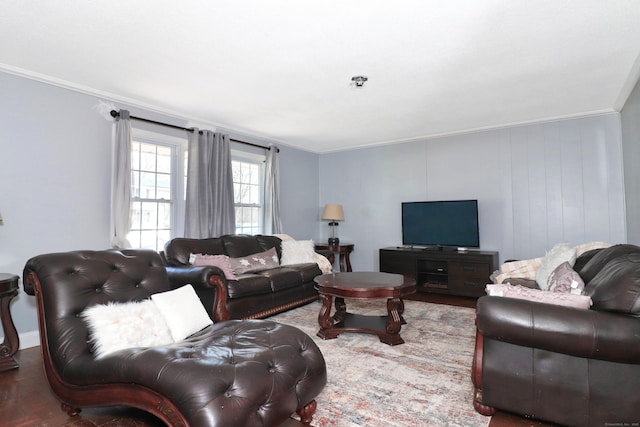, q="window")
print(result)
[126,131,264,249]
[128,130,187,251]
[232,153,264,235]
